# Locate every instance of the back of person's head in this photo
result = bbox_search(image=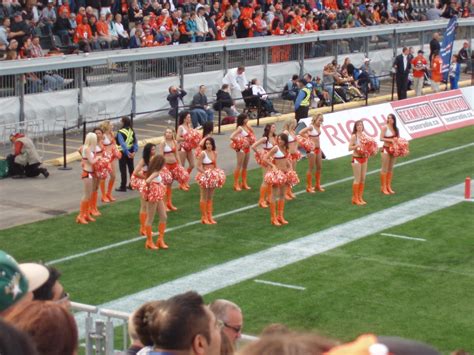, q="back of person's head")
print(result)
[209,299,241,324]
[0,319,38,355]
[32,266,61,301]
[5,301,78,355]
[133,300,164,346]
[238,332,336,355]
[260,323,290,337]
[291,74,299,81]
[121,116,131,128]
[148,291,217,351]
